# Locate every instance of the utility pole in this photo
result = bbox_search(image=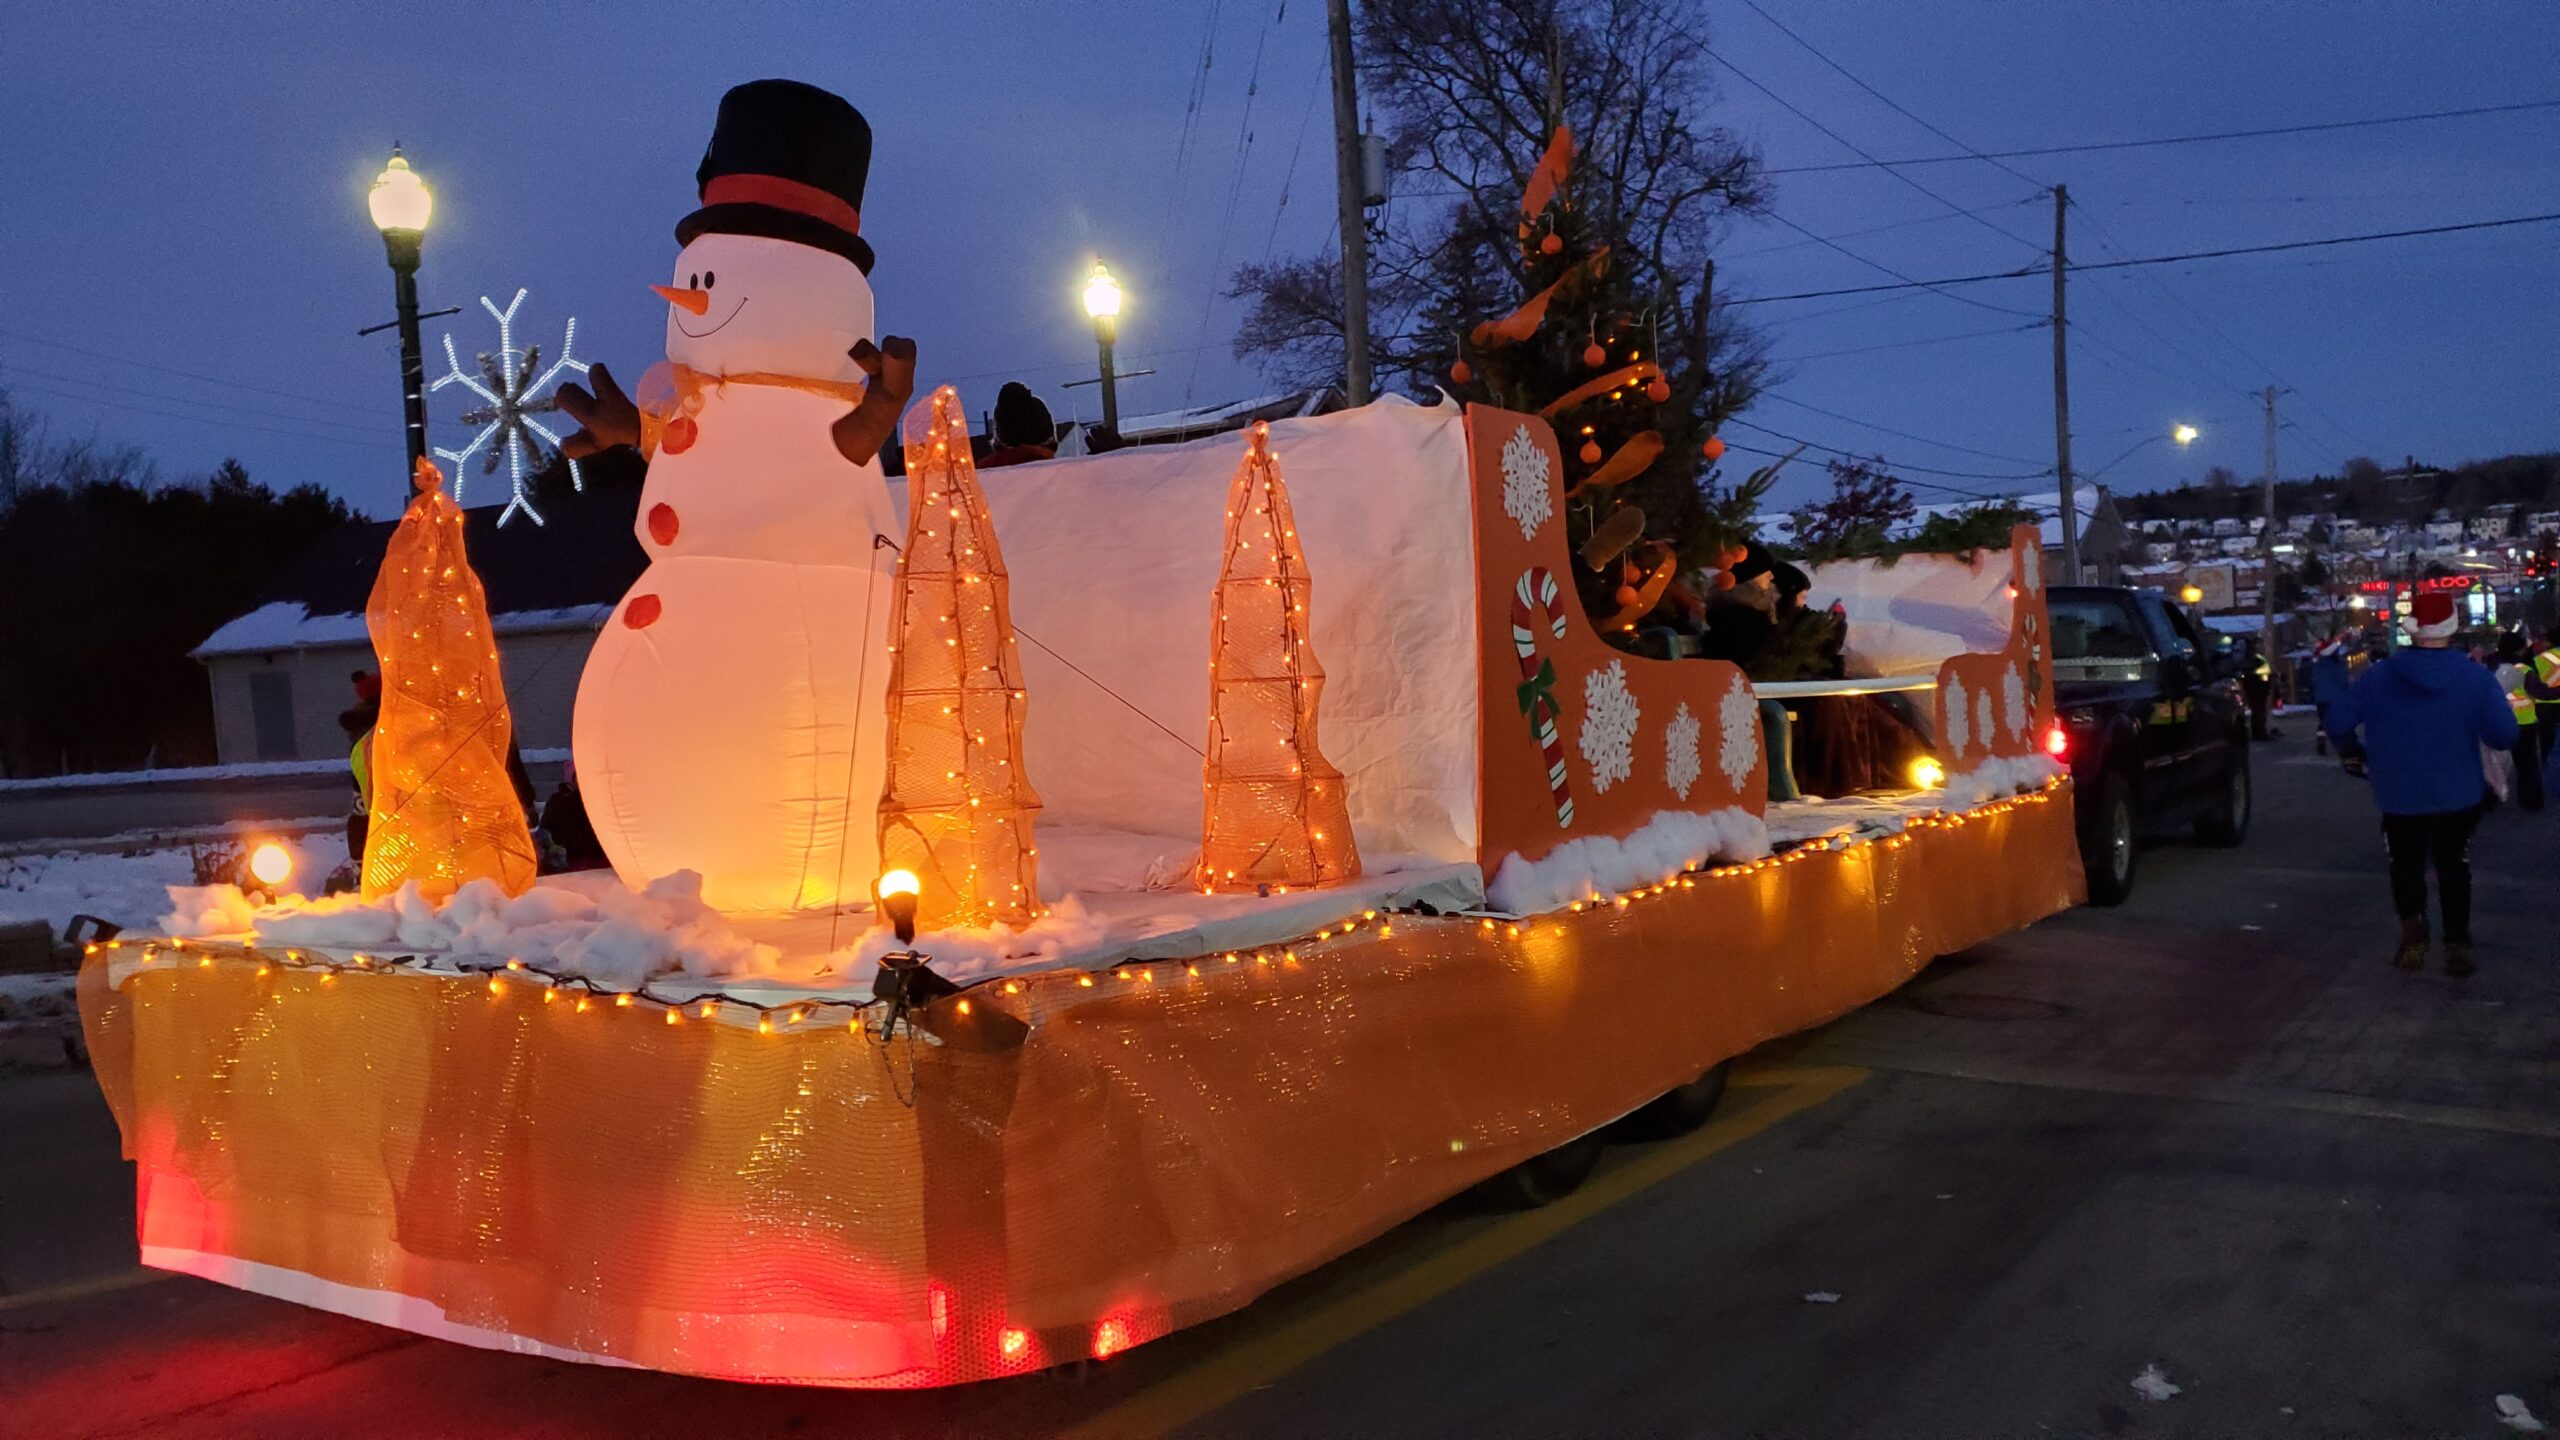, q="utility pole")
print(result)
[2050,186,2079,582]
[1327,0,1373,406]
[2261,385,2283,662]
